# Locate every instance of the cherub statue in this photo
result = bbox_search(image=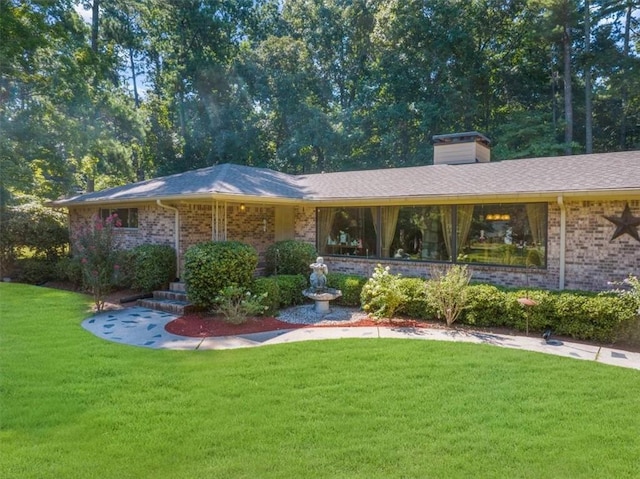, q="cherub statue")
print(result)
[309,256,328,291]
